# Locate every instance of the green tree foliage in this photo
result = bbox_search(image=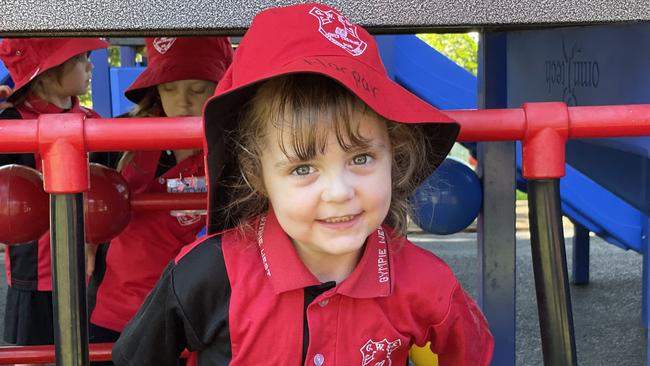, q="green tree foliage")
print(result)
[417,33,478,75]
